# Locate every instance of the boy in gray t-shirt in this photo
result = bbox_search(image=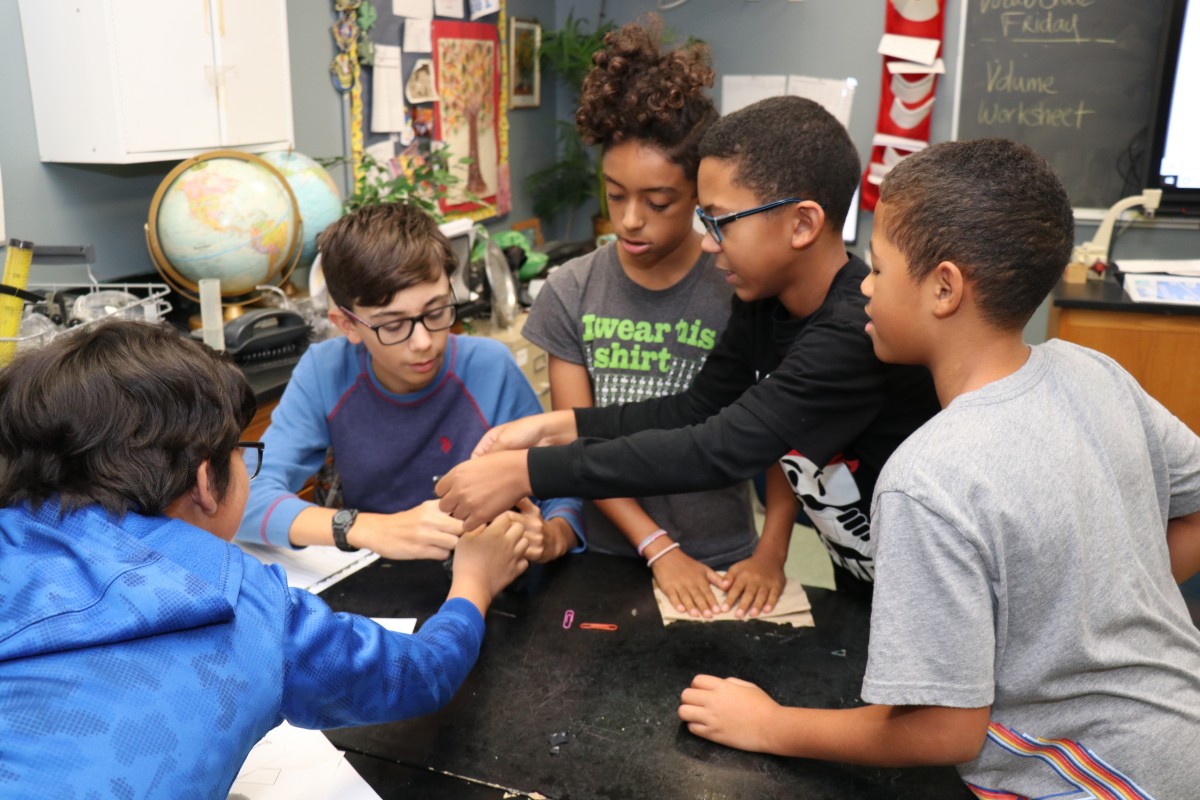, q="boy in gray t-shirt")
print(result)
[678,139,1200,799]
